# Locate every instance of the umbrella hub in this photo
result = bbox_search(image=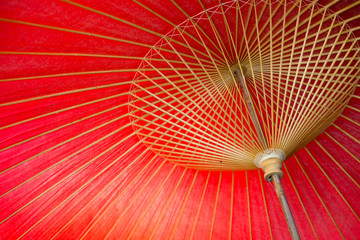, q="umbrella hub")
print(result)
[229,63,248,76]
[217,63,249,88]
[254,148,300,240]
[254,148,285,181]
